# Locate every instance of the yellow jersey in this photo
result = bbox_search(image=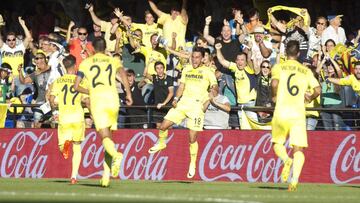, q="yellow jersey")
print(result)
[132,23,162,48]
[50,74,86,124]
[140,46,167,75]
[100,21,116,52]
[272,59,320,119]
[228,62,257,104]
[158,14,187,49]
[180,65,217,103]
[339,74,360,95]
[78,53,121,105]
